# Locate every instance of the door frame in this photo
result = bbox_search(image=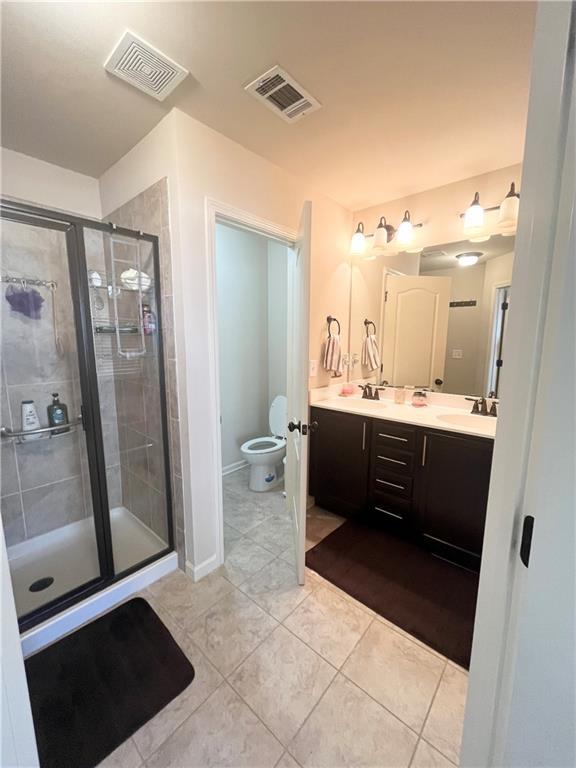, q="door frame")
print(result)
[204,198,297,571]
[0,198,175,632]
[461,3,575,764]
